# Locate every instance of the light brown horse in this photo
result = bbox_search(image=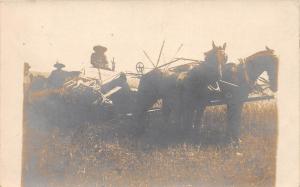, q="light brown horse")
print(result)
[197,47,279,143]
[223,47,278,142]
